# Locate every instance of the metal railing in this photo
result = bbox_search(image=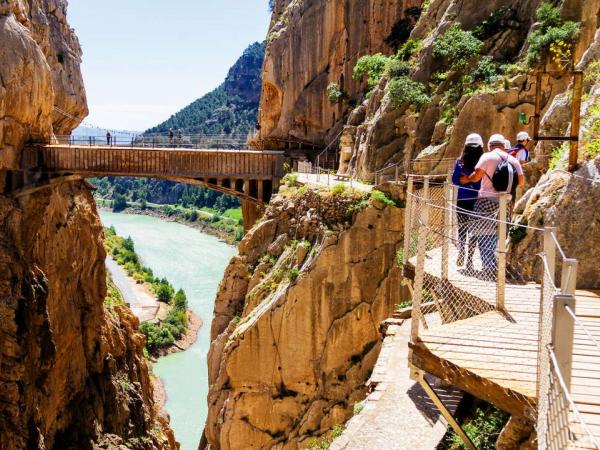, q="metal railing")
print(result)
[403,174,598,449]
[48,133,253,150]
